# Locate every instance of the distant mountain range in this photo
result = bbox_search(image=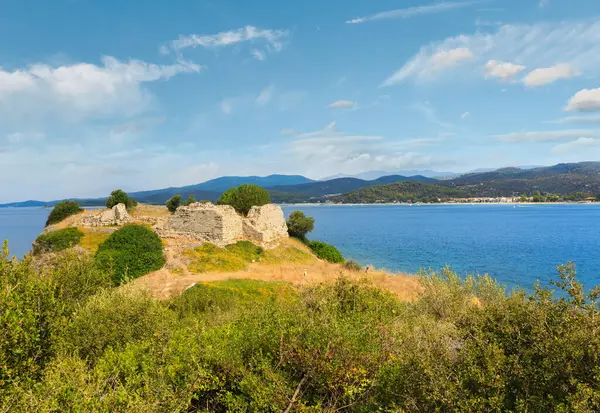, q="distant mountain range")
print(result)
[1,162,599,207]
[321,165,546,181]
